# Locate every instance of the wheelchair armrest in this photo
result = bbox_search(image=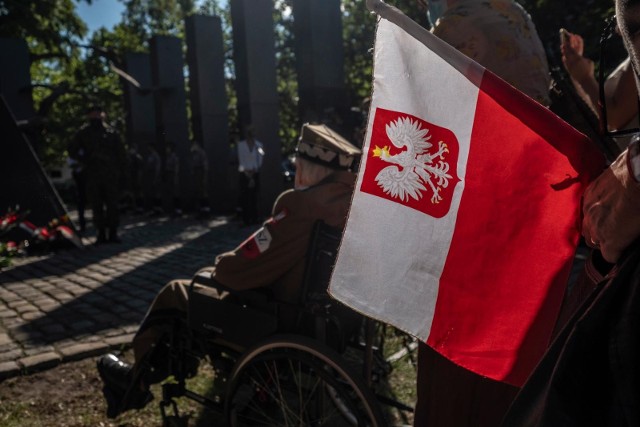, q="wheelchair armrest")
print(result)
[191,268,235,293]
[190,268,275,309]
